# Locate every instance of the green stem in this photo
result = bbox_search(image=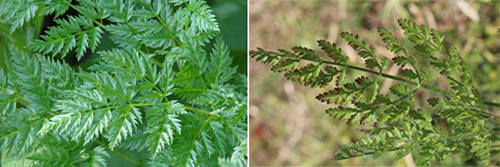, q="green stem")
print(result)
[231,108,246,126]
[336,131,477,160]
[96,140,142,166]
[290,55,500,108]
[390,87,420,105]
[197,114,216,138]
[112,148,142,166]
[402,48,423,84]
[139,2,181,47]
[0,130,19,140]
[183,105,220,117]
[334,147,403,160]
